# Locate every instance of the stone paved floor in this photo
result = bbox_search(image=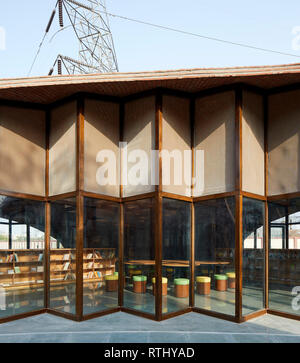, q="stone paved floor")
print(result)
[0,312,299,343]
